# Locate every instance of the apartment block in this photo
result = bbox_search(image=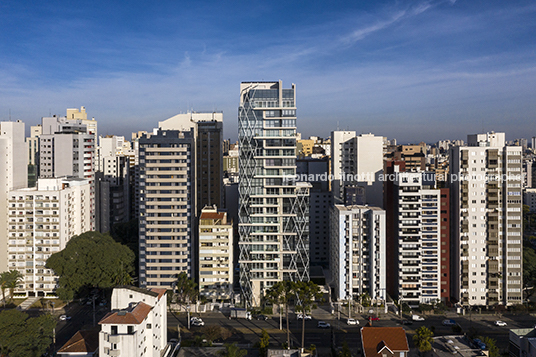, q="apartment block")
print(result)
[138,129,195,288]
[450,132,523,306]
[238,81,311,307]
[26,124,42,187]
[0,121,28,274]
[99,286,167,357]
[392,172,442,305]
[330,205,386,302]
[525,188,536,212]
[198,206,234,301]
[7,177,91,296]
